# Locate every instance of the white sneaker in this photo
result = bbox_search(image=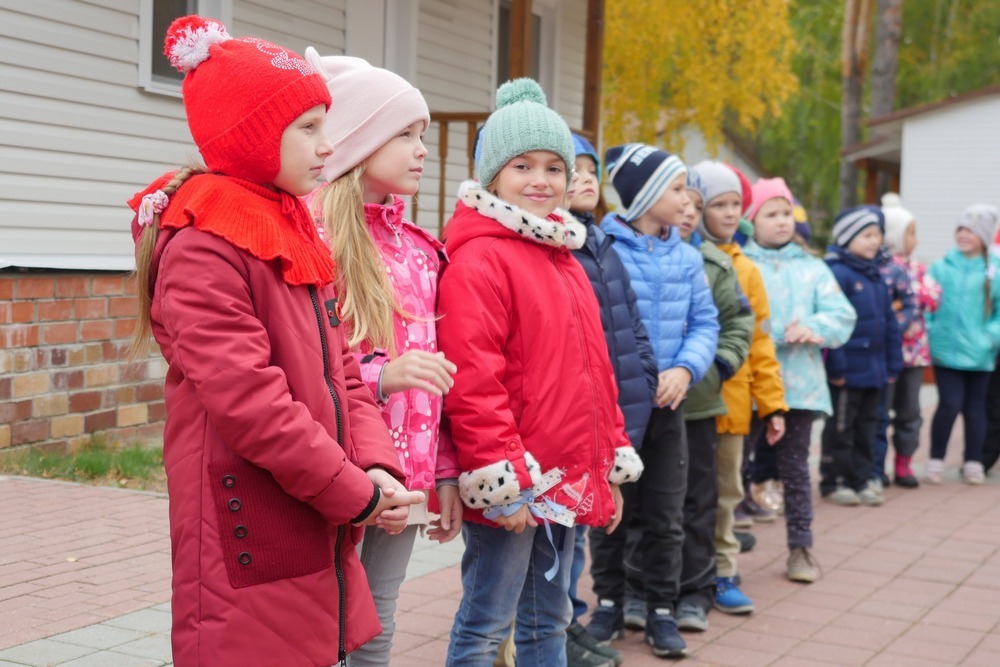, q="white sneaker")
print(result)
[858,482,884,506]
[962,461,985,485]
[925,459,945,484]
